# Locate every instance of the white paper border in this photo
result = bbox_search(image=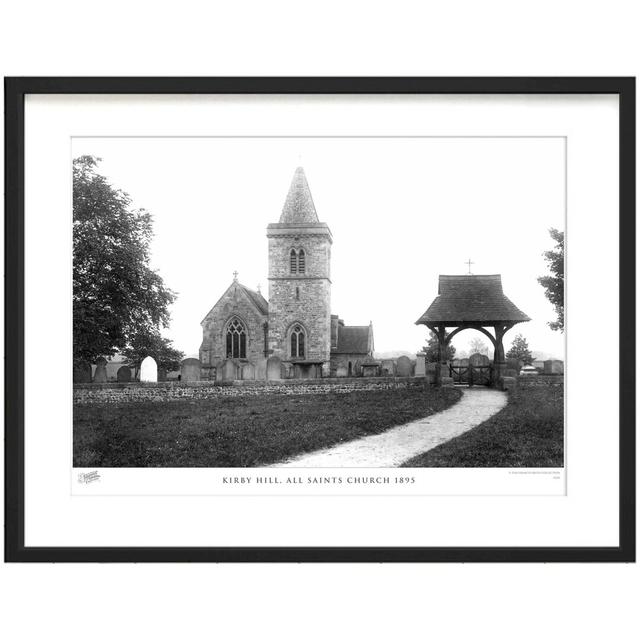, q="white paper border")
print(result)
[24,94,618,547]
